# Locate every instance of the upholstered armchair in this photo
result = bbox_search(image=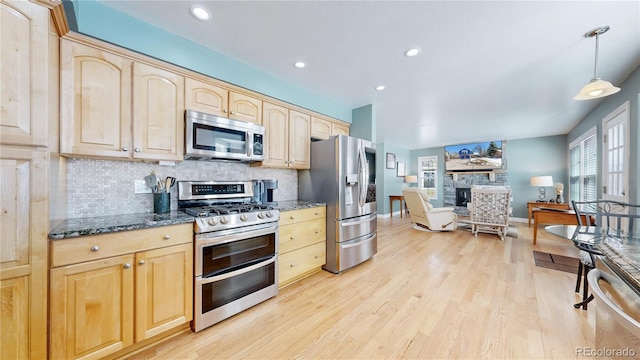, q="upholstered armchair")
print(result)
[468,185,512,240]
[402,187,457,231]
